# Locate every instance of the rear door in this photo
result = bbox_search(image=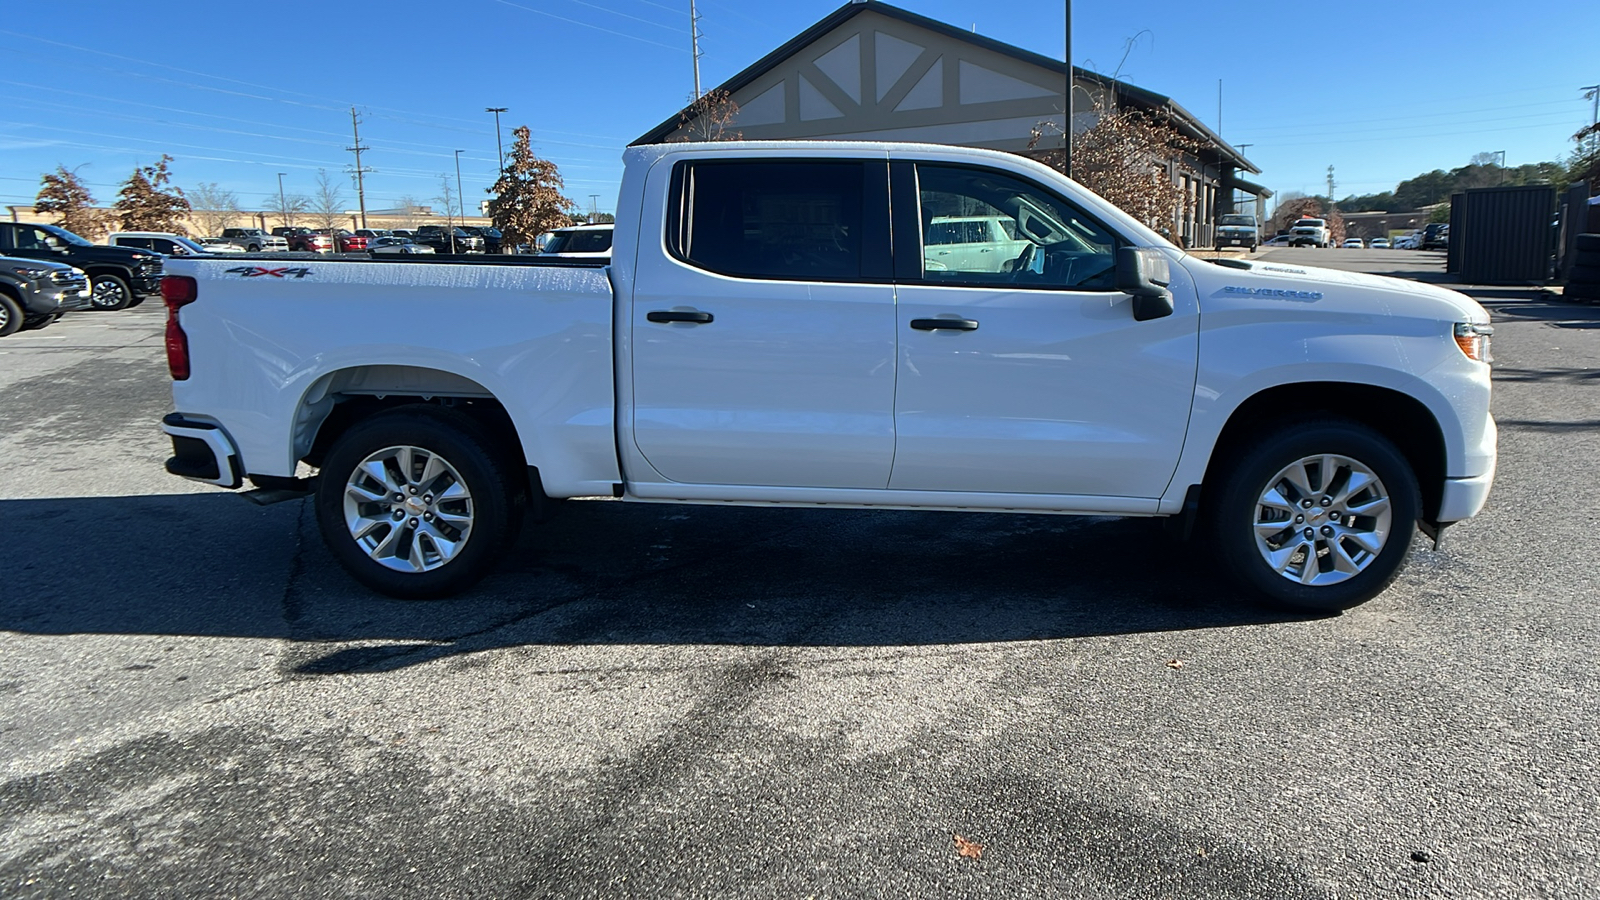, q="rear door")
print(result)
[886,158,1199,499]
[629,156,898,489]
